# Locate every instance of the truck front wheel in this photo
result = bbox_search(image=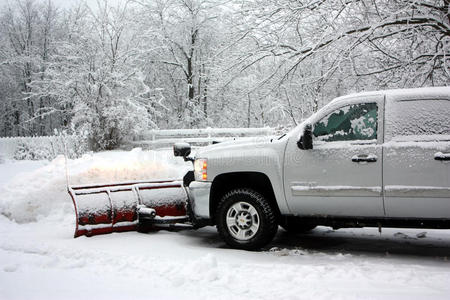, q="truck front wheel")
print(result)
[216,188,278,250]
